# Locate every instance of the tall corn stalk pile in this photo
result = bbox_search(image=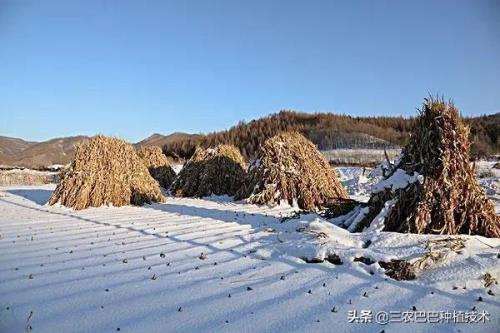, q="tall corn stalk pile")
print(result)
[49,135,165,210]
[170,145,246,197]
[236,132,348,211]
[137,145,176,189]
[357,98,499,237]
